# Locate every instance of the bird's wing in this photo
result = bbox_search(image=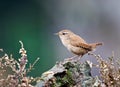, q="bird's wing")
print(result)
[70,34,92,51]
[70,34,86,43]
